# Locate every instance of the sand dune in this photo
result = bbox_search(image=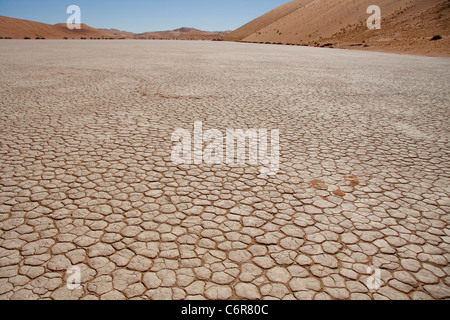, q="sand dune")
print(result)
[138,28,229,40]
[0,16,229,40]
[224,0,314,41]
[99,28,136,38]
[225,0,449,56]
[0,16,116,39]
